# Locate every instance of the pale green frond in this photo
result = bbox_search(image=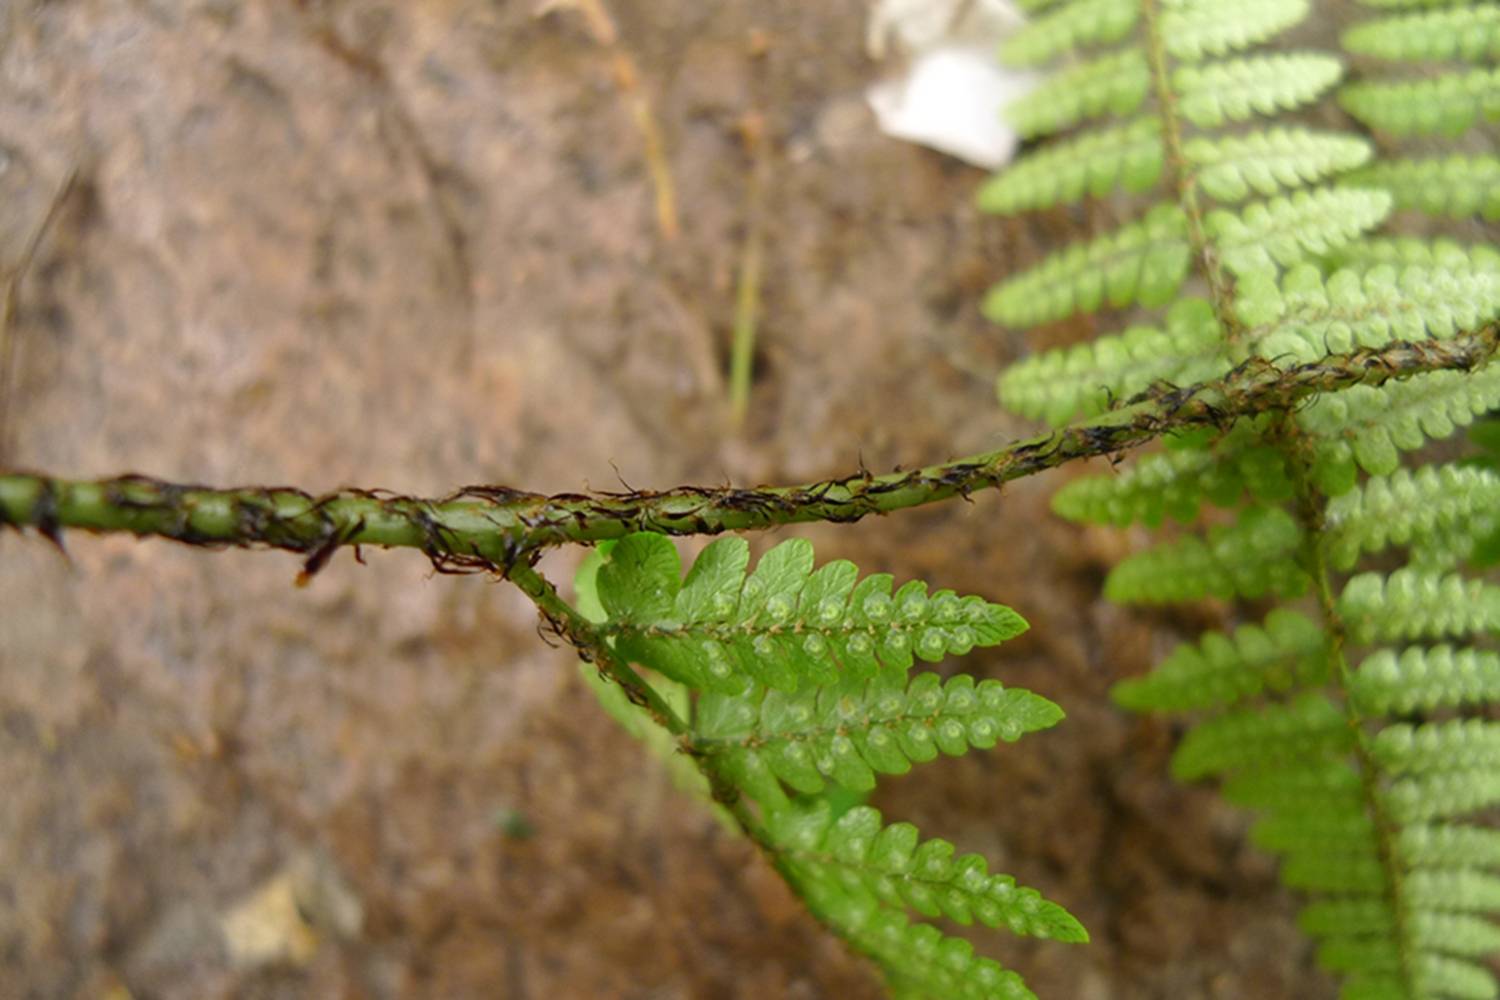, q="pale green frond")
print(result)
[1163,0,1310,62]
[1000,0,1137,68]
[1190,127,1372,203]
[1170,693,1352,780]
[769,800,1087,941]
[1344,6,1500,62]
[1406,870,1500,914]
[1330,237,1500,276]
[1374,720,1500,775]
[1240,255,1500,363]
[1412,914,1500,958]
[1206,187,1393,278]
[1050,428,1291,527]
[1413,956,1498,1000]
[1338,570,1500,645]
[1325,465,1500,571]
[695,672,1061,795]
[1103,505,1308,604]
[977,119,1162,215]
[982,203,1191,328]
[1399,825,1500,870]
[1353,647,1500,715]
[595,535,1027,694]
[996,299,1226,424]
[1348,155,1500,222]
[1174,53,1344,128]
[793,873,1037,1000]
[1341,68,1500,137]
[1298,363,1500,495]
[1006,49,1151,139]
[1356,0,1480,8]
[1112,608,1328,712]
[1386,770,1500,823]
